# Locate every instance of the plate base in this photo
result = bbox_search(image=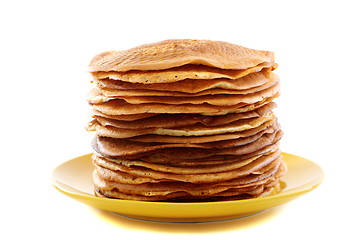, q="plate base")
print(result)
[112,210,264,223]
